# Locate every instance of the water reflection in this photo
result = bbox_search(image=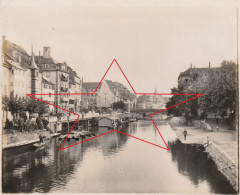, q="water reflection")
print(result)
[2,121,236,194]
[169,141,236,194]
